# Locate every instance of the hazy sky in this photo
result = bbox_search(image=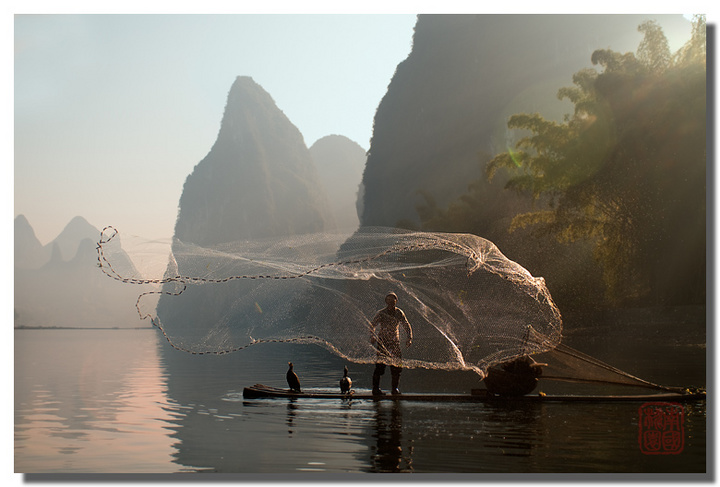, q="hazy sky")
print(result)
[10,7,716,247]
[14,14,417,244]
